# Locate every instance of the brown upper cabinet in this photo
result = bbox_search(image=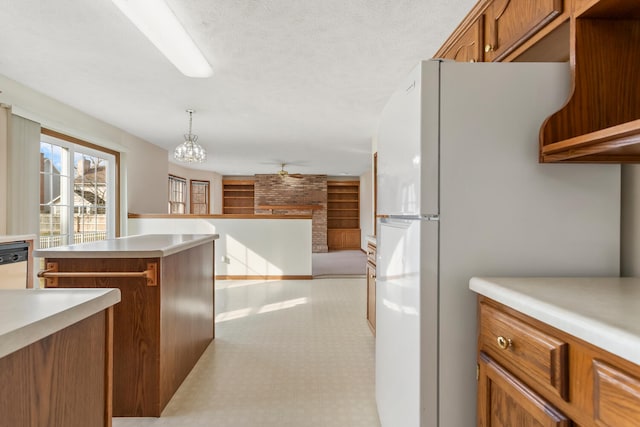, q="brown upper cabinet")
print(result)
[438,0,568,63]
[436,0,640,163]
[483,0,564,62]
[440,17,485,62]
